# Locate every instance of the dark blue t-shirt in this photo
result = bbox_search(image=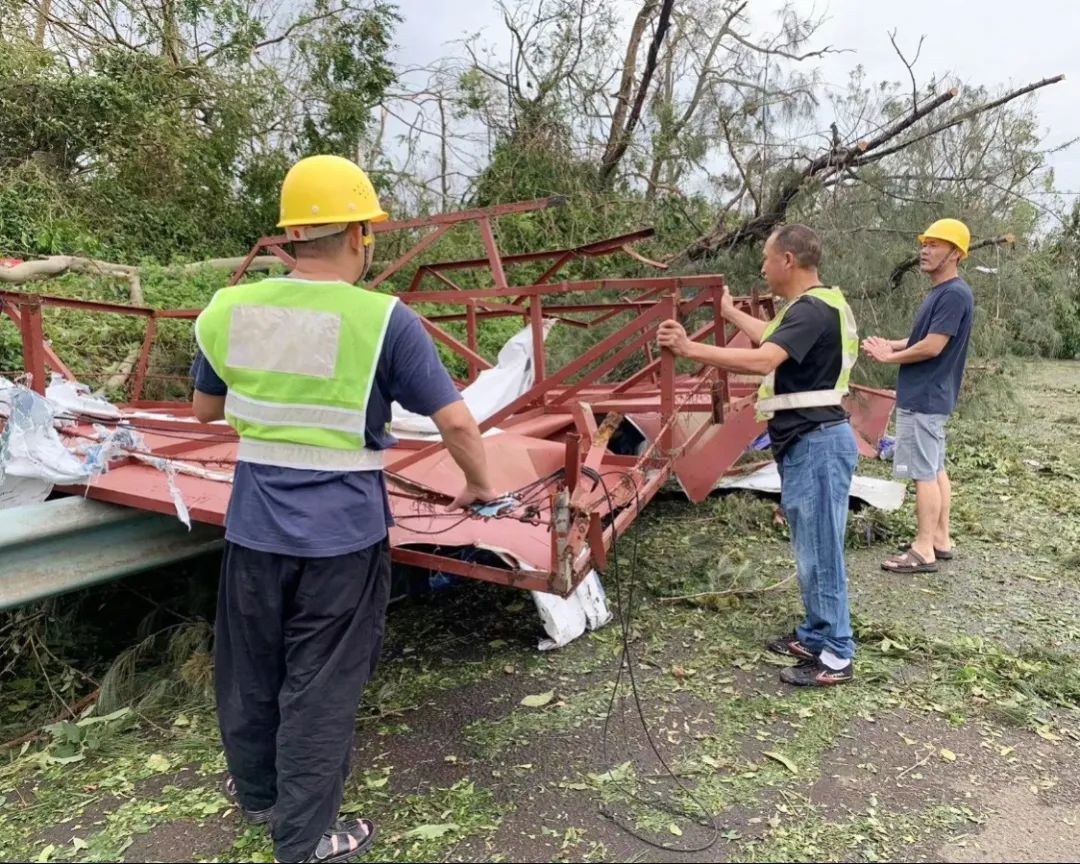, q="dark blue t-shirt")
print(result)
[192,297,462,557]
[896,277,974,416]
